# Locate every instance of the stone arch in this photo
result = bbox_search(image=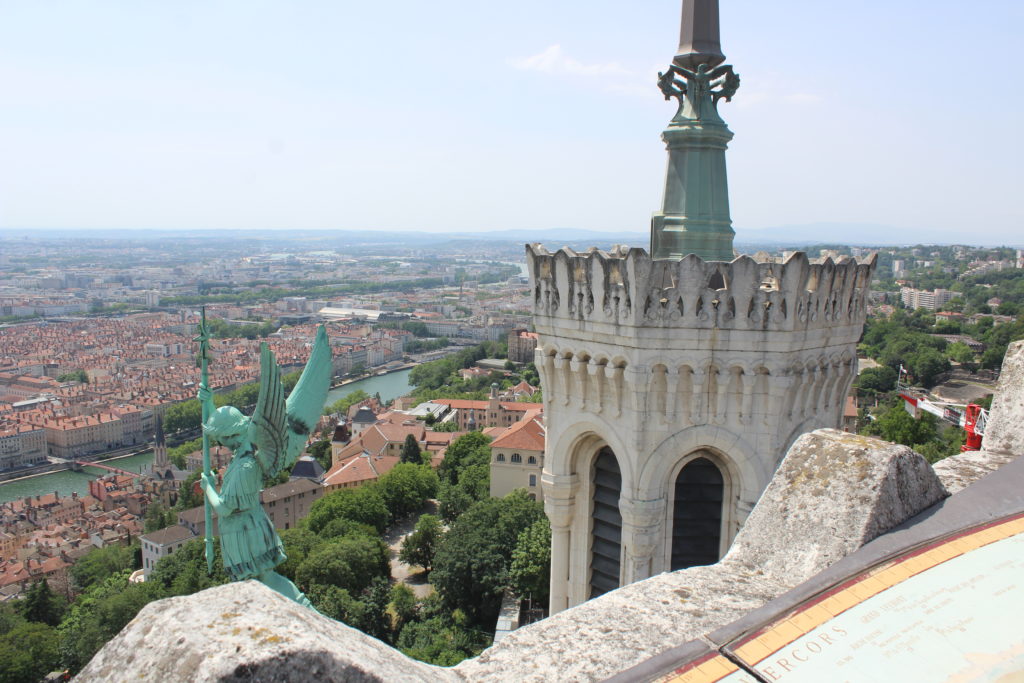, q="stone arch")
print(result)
[667,451,727,570]
[639,424,766,514]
